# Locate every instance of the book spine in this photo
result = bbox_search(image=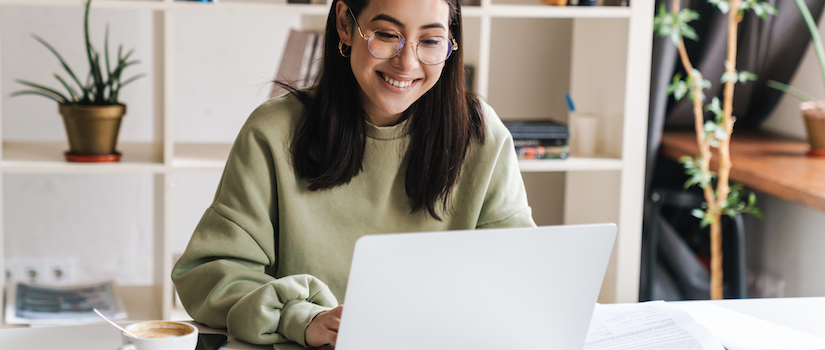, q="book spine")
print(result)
[513,138,568,147]
[505,126,569,133]
[515,145,569,160]
[509,132,569,140]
